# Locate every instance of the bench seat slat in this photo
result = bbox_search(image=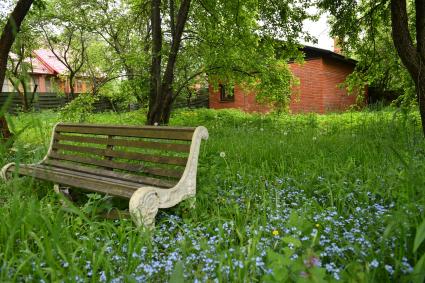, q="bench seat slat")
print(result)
[35,164,144,188]
[42,159,176,188]
[49,152,184,178]
[54,133,191,153]
[55,124,195,141]
[52,143,188,166]
[12,164,137,198]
